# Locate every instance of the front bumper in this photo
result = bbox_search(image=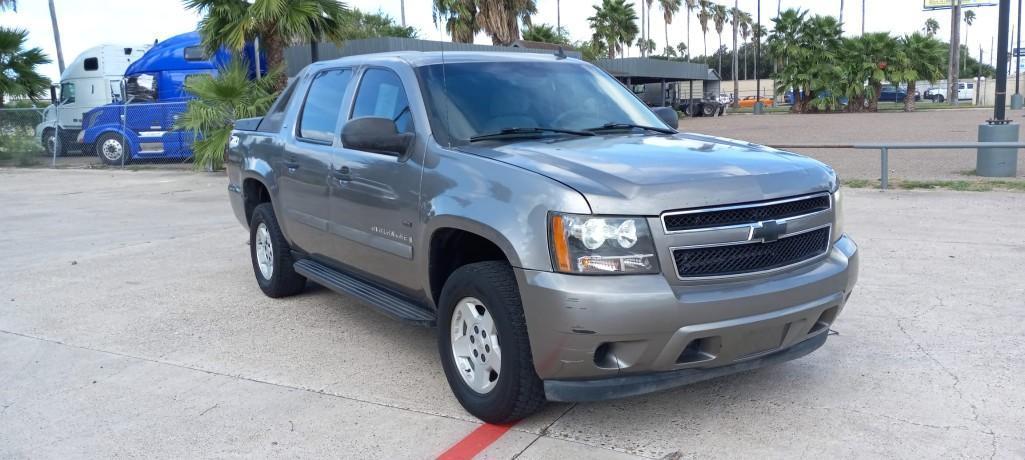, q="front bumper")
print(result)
[515,234,858,400]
